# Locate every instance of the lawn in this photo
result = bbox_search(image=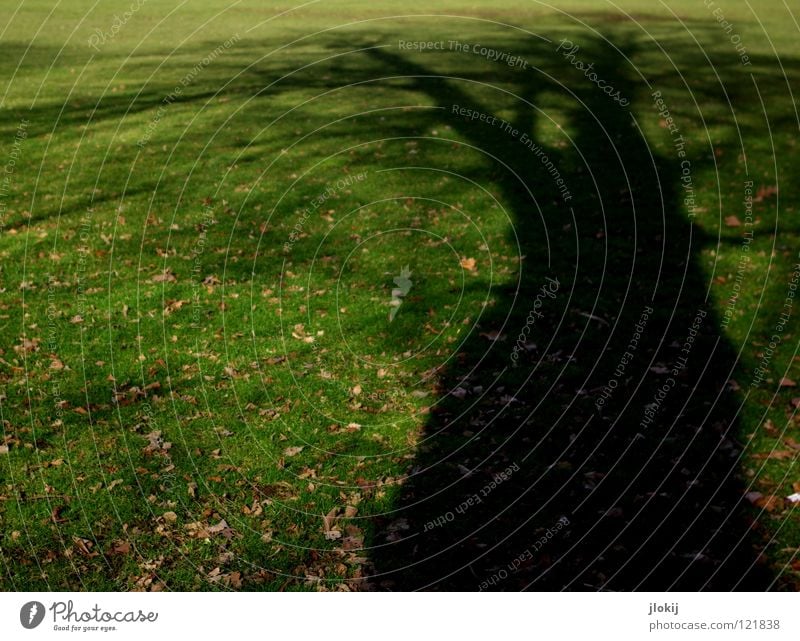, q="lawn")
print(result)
[1,0,799,591]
